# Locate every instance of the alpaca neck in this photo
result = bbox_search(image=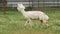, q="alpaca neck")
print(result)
[21,9,25,13]
[20,9,26,16]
